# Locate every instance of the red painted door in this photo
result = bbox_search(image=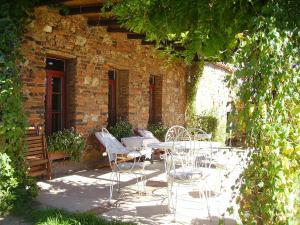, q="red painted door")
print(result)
[46,70,65,135]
